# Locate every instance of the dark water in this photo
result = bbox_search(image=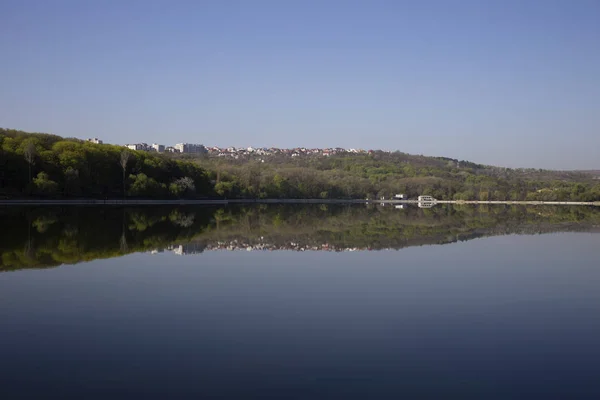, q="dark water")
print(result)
[1,205,599,399]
